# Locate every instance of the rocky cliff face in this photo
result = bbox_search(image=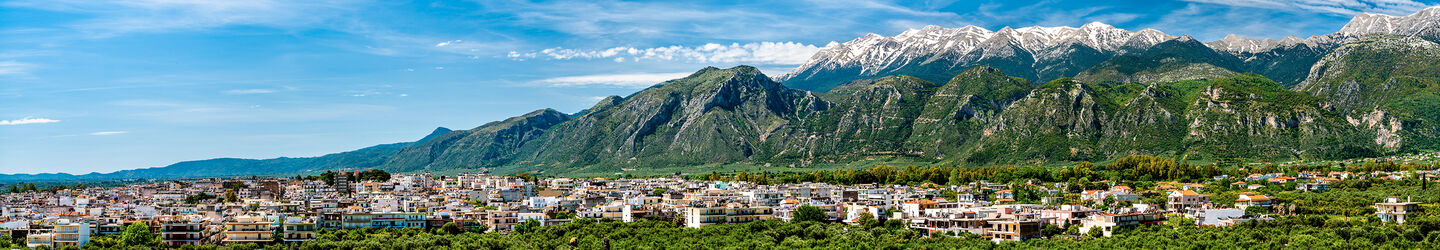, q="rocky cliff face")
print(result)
[1294,35,1440,152]
[514,66,827,171]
